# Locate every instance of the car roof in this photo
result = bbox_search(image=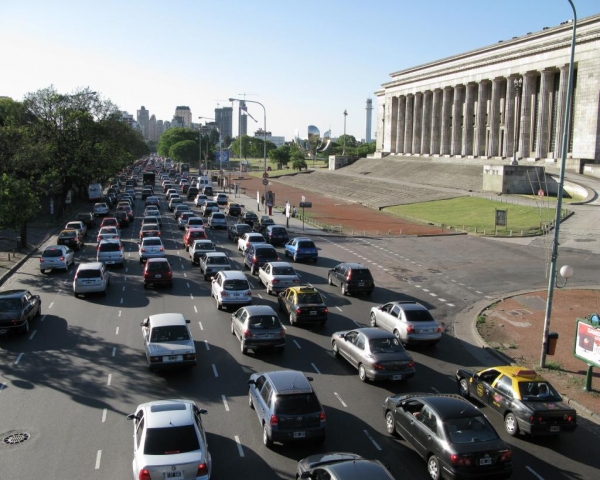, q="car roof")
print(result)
[327,460,393,479]
[141,399,194,429]
[243,305,278,316]
[266,261,293,268]
[400,394,480,420]
[262,370,313,394]
[60,229,77,234]
[148,313,186,328]
[188,228,205,233]
[490,365,545,382]
[147,258,170,264]
[389,301,427,311]
[99,239,120,245]
[141,236,162,242]
[220,270,247,280]
[0,289,30,298]
[337,262,367,269]
[193,239,213,245]
[204,252,227,258]
[43,245,68,251]
[352,327,395,339]
[288,285,318,294]
[77,262,104,271]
